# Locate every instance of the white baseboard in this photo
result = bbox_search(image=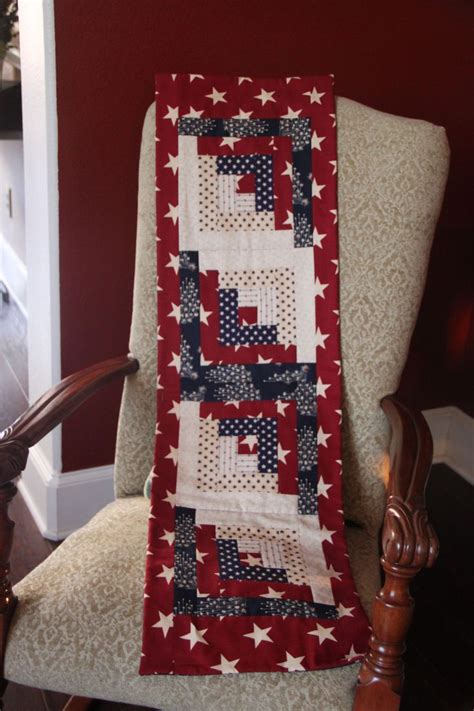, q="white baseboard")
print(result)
[19,444,115,540]
[0,232,27,316]
[423,406,474,485]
